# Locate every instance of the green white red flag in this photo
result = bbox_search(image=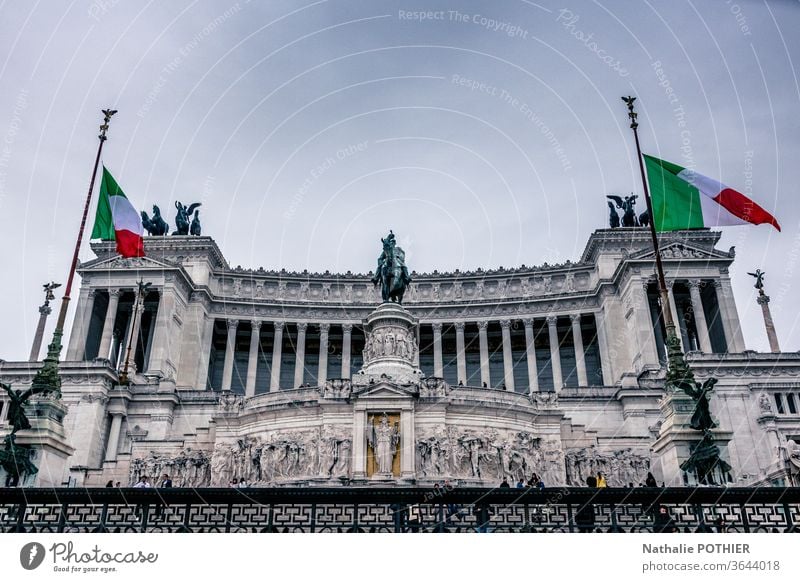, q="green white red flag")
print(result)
[90,166,145,257]
[643,154,780,232]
